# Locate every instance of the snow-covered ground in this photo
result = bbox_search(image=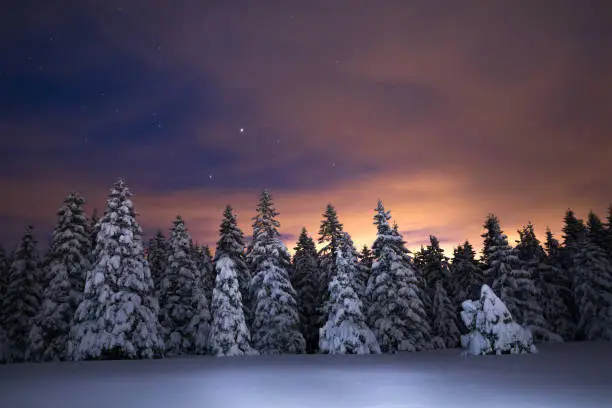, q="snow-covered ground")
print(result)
[1,341,610,408]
